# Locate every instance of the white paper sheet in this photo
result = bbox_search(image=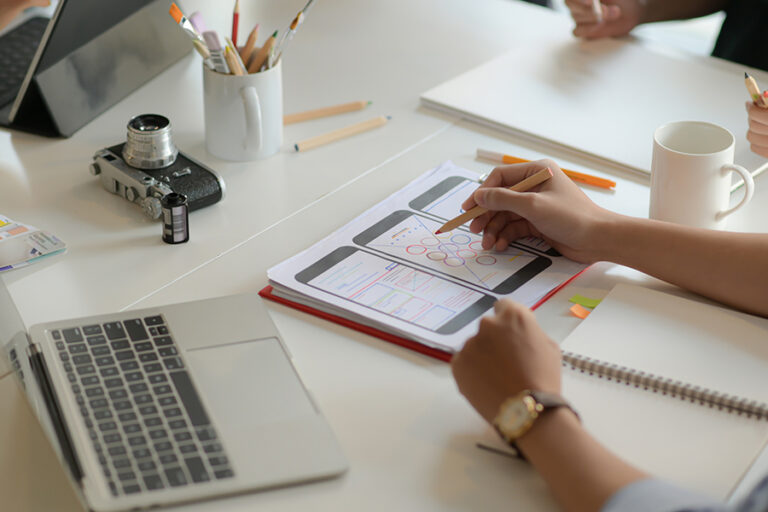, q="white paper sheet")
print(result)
[421,34,767,175]
[268,161,586,353]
